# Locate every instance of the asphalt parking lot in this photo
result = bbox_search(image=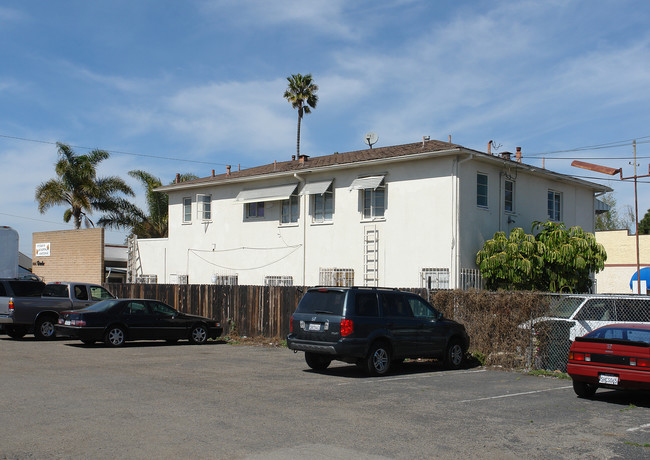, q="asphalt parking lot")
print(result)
[1,337,649,460]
